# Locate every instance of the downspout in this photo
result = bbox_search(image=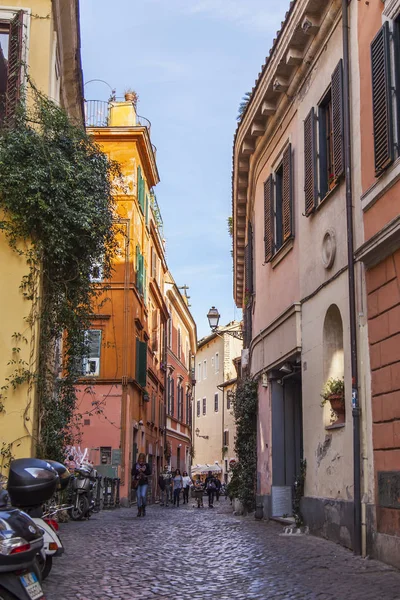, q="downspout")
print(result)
[342,0,362,556]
